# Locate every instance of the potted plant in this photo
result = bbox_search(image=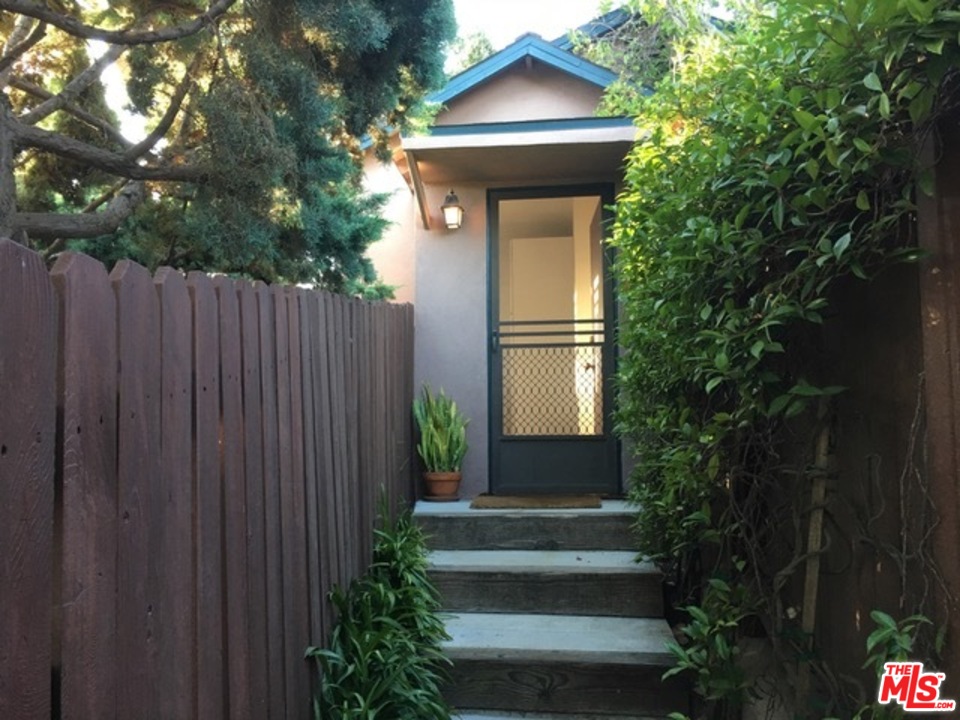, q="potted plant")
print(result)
[412,385,468,501]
